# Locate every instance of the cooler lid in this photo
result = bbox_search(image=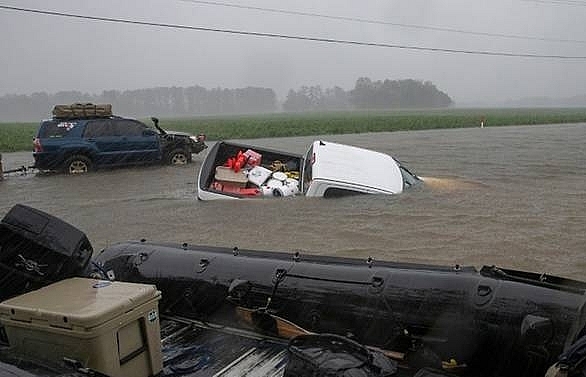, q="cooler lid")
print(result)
[0,278,161,329]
